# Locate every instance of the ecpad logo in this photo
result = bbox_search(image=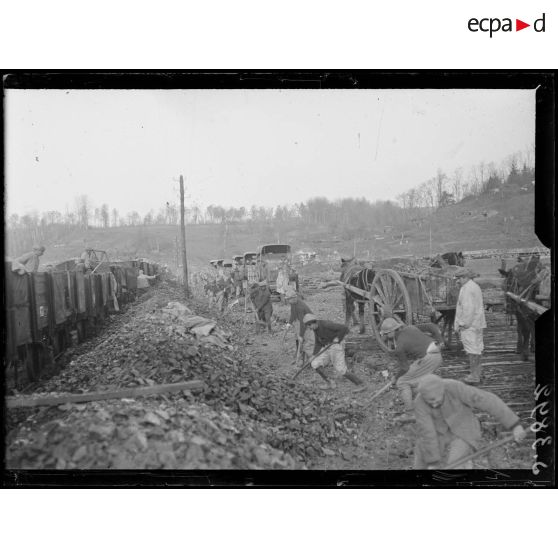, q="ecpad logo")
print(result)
[468,13,546,37]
